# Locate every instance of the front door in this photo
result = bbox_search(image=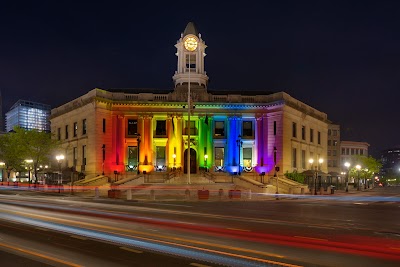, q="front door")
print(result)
[184,148,197,174]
